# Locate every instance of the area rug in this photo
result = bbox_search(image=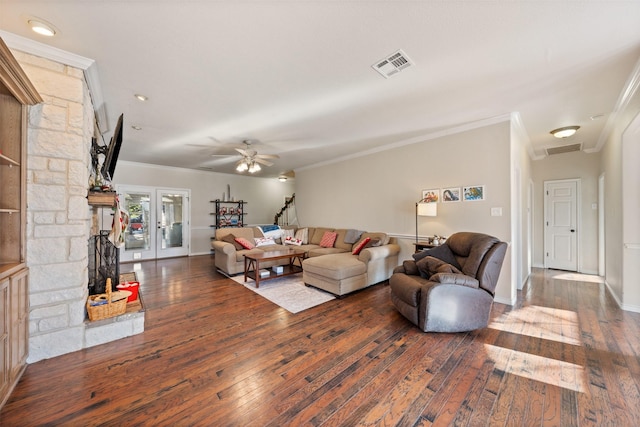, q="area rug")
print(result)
[230,274,335,313]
